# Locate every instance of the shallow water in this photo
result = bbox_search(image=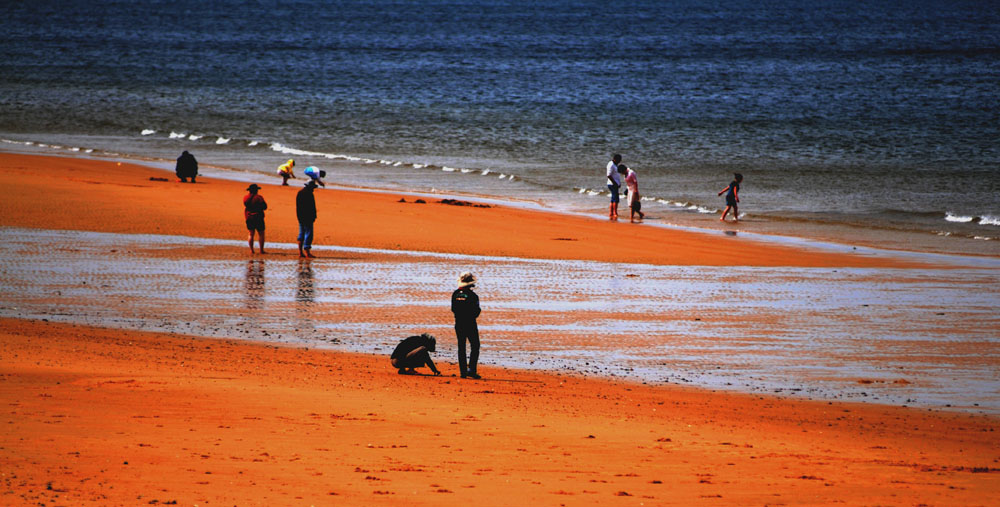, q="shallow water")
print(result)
[0,227,997,413]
